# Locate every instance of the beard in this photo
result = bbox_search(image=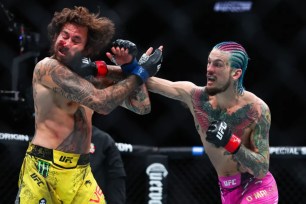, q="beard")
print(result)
[206,78,231,96]
[52,40,84,68]
[54,46,84,69]
[64,51,84,69]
